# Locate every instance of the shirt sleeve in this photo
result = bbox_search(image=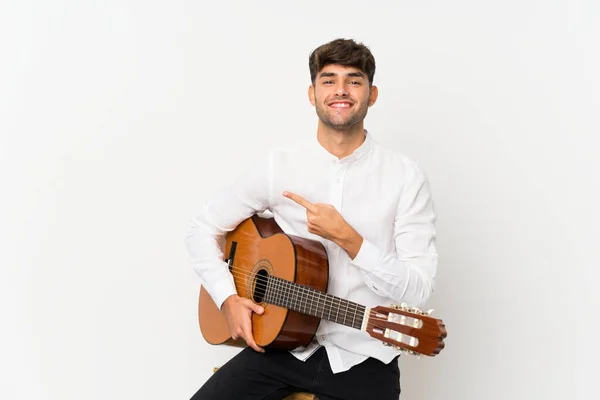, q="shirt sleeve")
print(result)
[185,154,272,309]
[349,163,438,308]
